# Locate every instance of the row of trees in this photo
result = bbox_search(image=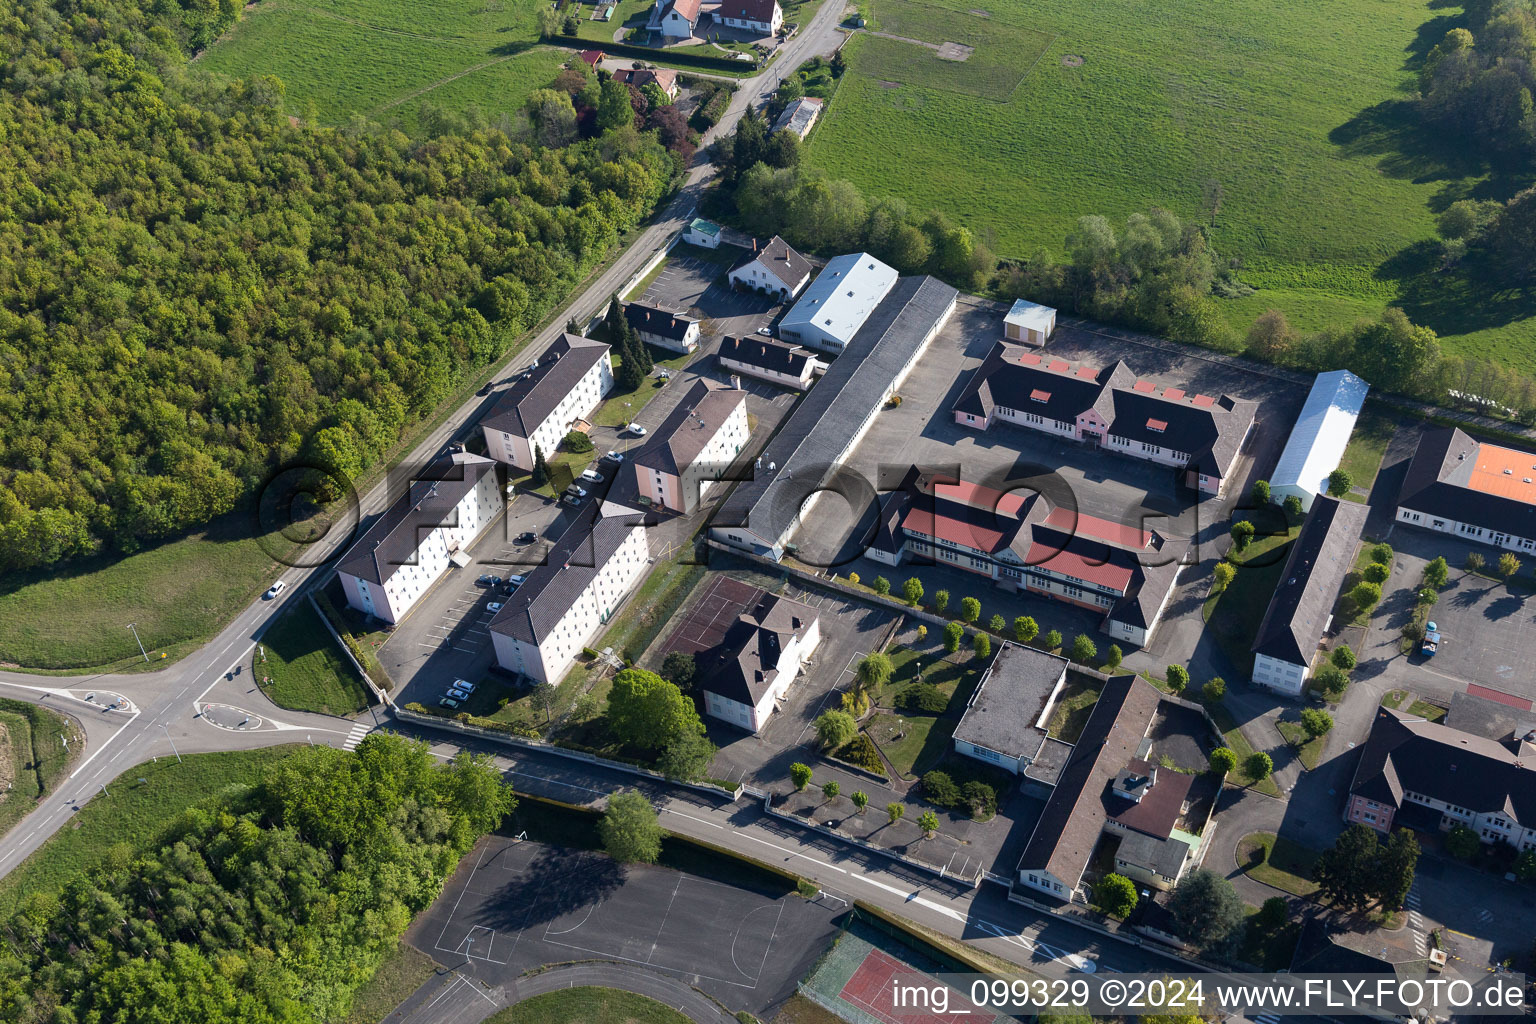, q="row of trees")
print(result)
[1418,5,1536,164]
[0,0,684,571]
[0,735,513,1023]
[602,293,656,392]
